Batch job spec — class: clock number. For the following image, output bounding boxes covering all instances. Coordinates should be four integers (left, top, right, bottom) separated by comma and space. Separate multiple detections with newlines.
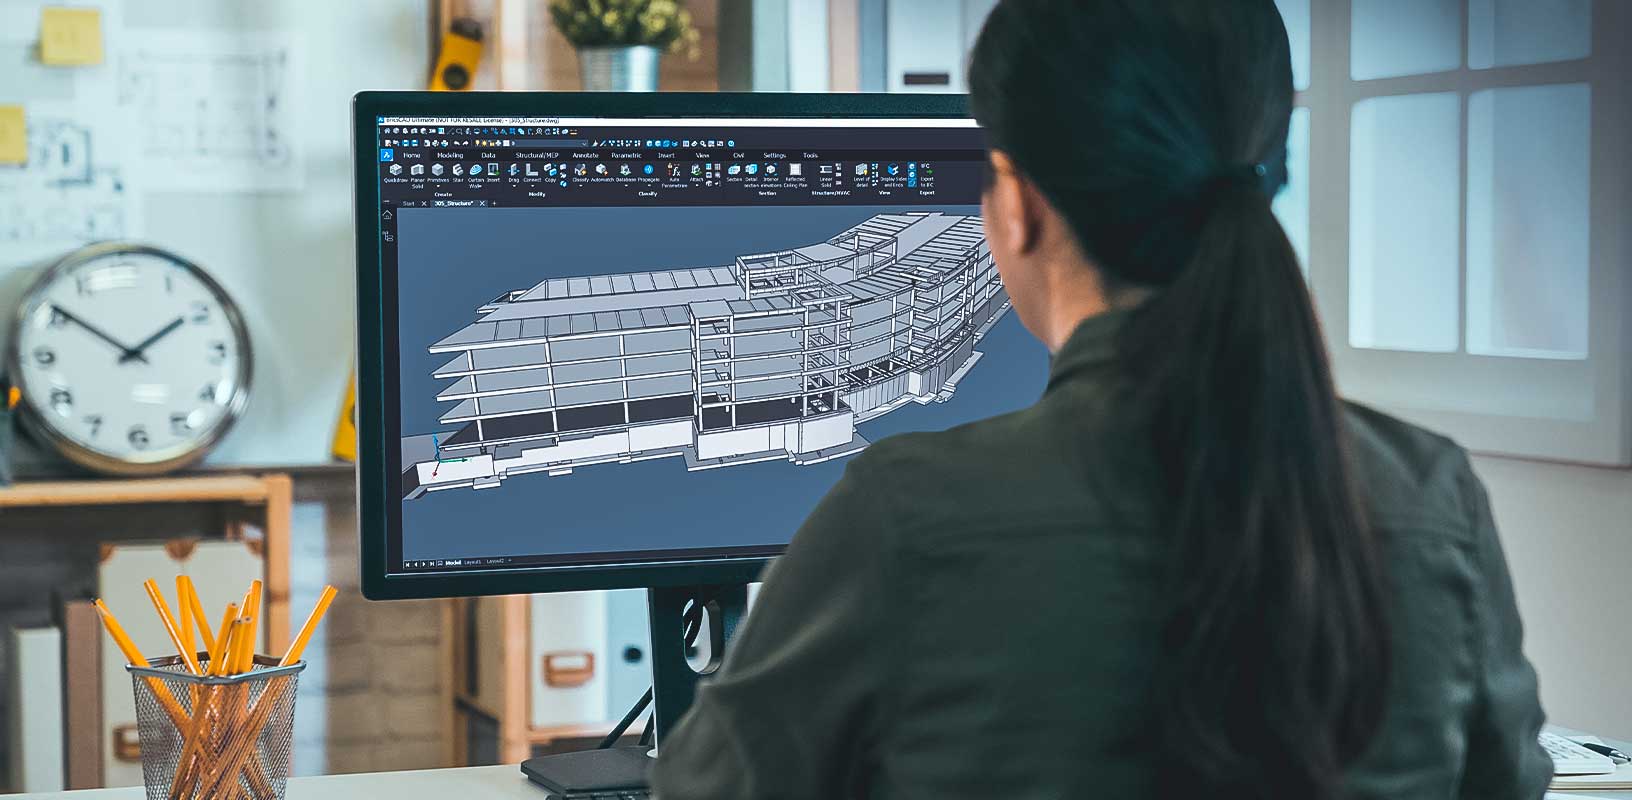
85, 415, 103, 437
33, 346, 56, 366
191, 301, 211, 325
170, 412, 193, 435
199, 383, 219, 403
207, 341, 228, 365
128, 426, 150, 450
49, 388, 72, 413
48, 307, 69, 328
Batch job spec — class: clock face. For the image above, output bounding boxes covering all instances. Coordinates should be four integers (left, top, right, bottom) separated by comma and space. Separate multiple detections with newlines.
10, 245, 252, 474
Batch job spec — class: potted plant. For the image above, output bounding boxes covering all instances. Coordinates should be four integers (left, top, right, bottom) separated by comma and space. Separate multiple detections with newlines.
548, 0, 700, 92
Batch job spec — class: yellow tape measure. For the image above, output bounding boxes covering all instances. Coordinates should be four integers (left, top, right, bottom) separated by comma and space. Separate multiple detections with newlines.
331, 377, 356, 462
429, 18, 483, 92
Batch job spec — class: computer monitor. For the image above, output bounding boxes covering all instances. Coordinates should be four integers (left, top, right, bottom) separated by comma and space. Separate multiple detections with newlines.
352, 92, 1050, 757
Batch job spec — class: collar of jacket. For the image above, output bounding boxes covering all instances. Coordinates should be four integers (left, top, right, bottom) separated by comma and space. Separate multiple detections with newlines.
1045, 306, 1135, 393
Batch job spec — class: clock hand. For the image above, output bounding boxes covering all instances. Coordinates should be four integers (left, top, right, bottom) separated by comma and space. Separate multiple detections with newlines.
119, 317, 186, 364
49, 304, 148, 364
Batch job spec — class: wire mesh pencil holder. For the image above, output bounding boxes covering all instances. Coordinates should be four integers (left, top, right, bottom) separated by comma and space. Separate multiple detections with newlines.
128, 654, 306, 800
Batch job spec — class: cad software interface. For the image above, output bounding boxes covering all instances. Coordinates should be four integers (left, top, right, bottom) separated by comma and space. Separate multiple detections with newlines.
376, 114, 1049, 575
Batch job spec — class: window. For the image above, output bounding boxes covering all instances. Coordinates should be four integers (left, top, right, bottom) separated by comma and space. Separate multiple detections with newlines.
1465, 83, 1591, 361
1301, 0, 1629, 465
1272, 0, 1311, 271
1348, 93, 1461, 352
1272, 107, 1311, 272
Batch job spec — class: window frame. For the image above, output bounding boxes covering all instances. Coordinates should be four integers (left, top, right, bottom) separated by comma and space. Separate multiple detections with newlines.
1301, 0, 1631, 466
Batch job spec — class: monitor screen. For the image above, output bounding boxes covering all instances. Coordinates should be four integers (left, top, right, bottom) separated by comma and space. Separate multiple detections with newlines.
359, 95, 1050, 594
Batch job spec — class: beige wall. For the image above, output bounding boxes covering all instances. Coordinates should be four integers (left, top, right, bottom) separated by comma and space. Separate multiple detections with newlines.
1472, 454, 1632, 739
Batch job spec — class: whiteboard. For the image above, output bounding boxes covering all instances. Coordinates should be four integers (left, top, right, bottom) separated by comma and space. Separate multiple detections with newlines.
0, 0, 428, 467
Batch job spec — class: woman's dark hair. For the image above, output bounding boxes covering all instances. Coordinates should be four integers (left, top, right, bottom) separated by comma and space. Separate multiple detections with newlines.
970, 1, 1390, 797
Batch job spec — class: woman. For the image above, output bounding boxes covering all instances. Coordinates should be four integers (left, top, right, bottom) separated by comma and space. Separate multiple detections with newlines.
652, 1, 1552, 797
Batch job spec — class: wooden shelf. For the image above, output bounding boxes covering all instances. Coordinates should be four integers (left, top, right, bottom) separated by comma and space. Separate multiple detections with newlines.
0, 475, 281, 509
0, 473, 294, 653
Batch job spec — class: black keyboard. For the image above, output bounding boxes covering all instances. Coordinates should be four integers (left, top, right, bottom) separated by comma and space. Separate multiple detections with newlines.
547, 792, 651, 800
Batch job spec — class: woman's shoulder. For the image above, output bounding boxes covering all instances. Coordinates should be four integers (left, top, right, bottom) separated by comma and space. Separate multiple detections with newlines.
1342, 400, 1483, 542
847, 402, 1063, 489
838, 398, 1153, 543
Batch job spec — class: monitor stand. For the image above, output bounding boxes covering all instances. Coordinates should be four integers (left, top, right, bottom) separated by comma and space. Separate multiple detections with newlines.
520, 584, 749, 795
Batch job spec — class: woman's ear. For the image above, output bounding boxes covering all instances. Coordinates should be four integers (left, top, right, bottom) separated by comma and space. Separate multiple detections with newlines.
986, 150, 1042, 256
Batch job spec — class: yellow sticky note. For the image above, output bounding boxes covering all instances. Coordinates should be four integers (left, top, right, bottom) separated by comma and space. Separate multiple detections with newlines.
40, 6, 104, 66
0, 105, 25, 164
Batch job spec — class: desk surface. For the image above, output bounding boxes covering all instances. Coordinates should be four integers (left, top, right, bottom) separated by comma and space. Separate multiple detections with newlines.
12, 762, 1632, 800
10, 765, 536, 799
13, 739, 1632, 799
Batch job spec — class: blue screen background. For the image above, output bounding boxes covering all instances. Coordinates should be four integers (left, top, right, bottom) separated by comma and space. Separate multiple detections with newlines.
395, 205, 1050, 561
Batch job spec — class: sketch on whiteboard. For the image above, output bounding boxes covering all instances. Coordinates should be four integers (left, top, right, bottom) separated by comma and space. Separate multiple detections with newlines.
0, 104, 143, 263
116, 30, 303, 192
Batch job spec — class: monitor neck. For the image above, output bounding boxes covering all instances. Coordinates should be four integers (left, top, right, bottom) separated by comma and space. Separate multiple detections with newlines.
648, 583, 750, 746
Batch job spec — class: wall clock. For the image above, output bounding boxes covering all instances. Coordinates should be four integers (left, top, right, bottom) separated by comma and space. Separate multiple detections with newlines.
6, 242, 253, 476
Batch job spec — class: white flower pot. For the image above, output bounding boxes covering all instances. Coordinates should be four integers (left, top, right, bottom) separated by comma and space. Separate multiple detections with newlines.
577, 45, 662, 92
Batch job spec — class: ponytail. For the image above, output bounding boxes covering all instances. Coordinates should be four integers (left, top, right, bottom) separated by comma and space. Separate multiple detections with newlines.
969, 2, 1391, 795
1123, 180, 1390, 798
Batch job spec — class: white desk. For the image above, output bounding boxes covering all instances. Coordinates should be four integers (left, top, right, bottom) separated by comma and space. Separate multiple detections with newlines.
9, 766, 538, 799
11, 747, 1632, 799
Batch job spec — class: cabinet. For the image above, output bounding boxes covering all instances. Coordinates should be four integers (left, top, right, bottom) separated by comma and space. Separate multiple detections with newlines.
0, 474, 292, 789
448, 591, 652, 765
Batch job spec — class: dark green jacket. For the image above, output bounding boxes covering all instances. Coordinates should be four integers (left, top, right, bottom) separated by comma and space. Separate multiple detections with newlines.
652, 309, 1552, 799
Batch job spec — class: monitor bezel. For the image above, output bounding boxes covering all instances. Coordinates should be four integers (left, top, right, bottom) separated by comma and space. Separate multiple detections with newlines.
355, 91, 974, 600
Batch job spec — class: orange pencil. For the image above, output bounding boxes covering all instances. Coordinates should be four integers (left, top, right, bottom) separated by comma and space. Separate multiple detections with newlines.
181, 575, 216, 655
93, 599, 148, 668
93, 599, 192, 734
171, 613, 243, 800
241, 579, 263, 659
198, 586, 338, 798
209, 603, 240, 676
176, 577, 195, 656
143, 579, 202, 675
281, 585, 338, 665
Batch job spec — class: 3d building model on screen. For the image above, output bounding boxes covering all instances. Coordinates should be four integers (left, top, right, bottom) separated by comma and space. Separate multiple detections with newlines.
401, 211, 1009, 498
